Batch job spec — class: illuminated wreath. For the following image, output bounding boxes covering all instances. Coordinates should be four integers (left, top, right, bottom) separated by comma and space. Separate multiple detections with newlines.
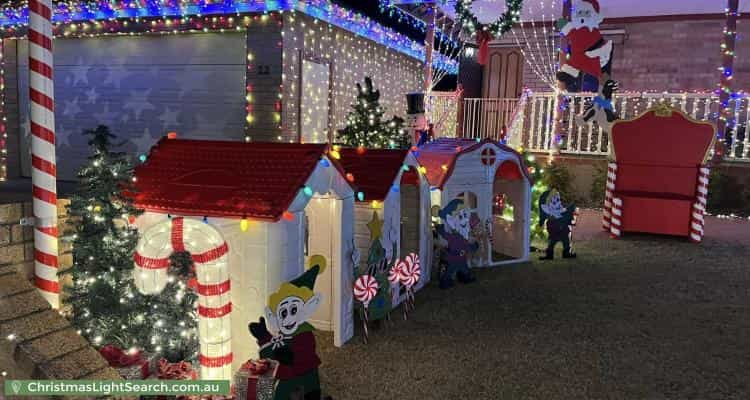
454, 0, 524, 37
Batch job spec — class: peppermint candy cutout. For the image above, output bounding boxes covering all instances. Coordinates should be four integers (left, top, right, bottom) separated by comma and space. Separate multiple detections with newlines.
398, 253, 421, 289
353, 275, 379, 306
388, 264, 402, 285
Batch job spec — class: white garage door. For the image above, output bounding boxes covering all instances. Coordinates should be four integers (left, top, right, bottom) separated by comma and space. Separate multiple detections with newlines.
18, 33, 246, 180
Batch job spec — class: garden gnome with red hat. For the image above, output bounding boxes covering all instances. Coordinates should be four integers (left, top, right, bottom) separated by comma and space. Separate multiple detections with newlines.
556, 0, 613, 91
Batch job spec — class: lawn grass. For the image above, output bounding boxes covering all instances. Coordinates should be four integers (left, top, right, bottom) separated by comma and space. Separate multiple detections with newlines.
314, 234, 750, 399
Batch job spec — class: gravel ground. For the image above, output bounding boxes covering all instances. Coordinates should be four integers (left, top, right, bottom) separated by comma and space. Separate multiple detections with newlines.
315, 218, 750, 400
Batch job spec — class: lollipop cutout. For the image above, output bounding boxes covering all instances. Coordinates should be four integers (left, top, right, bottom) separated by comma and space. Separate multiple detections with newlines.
388, 263, 402, 285
354, 275, 379, 343
398, 253, 421, 289
398, 253, 421, 318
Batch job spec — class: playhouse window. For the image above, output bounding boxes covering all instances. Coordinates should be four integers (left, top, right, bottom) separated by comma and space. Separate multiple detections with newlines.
456, 191, 478, 209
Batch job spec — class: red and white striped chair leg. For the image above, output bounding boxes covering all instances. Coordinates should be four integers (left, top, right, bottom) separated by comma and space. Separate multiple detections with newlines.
602, 162, 618, 231
690, 166, 710, 243
29, 0, 59, 308
609, 197, 623, 239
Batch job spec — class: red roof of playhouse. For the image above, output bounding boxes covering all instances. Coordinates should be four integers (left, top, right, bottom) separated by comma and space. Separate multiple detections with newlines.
336, 148, 410, 202
133, 138, 337, 221
415, 138, 531, 189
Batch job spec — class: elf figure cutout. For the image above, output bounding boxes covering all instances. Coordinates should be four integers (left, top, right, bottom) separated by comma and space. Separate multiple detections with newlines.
539, 190, 577, 260
556, 0, 613, 92
248, 256, 328, 400
433, 199, 478, 289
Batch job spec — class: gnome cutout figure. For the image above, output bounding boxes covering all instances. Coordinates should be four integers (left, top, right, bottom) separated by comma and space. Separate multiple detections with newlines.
556, 0, 613, 92
248, 255, 327, 400
539, 190, 577, 260
434, 199, 478, 289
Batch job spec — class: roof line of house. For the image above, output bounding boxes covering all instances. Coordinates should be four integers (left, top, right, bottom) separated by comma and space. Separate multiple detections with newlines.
0, 0, 458, 74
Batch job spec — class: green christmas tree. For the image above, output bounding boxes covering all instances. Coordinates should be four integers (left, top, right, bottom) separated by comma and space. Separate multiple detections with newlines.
62, 125, 143, 349
63, 126, 200, 364
337, 76, 409, 149
503, 150, 548, 244
135, 250, 200, 363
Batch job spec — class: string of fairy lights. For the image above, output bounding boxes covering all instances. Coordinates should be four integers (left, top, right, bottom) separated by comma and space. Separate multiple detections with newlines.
0, 0, 458, 171
0, 40, 6, 181
716, 3, 741, 160
280, 11, 422, 143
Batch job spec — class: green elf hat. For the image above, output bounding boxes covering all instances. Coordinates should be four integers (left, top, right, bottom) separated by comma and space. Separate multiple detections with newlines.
290, 255, 327, 291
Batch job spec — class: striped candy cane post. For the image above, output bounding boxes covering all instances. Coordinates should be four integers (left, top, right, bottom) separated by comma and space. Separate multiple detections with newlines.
29, 0, 59, 308
134, 217, 233, 380
609, 197, 623, 239
602, 162, 618, 231
690, 166, 710, 243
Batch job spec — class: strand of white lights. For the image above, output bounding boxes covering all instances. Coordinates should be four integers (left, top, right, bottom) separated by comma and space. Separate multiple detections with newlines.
510, 0, 558, 90
283, 12, 420, 143
527, 0, 555, 85
431, 14, 464, 92
540, 0, 561, 82
512, 21, 556, 89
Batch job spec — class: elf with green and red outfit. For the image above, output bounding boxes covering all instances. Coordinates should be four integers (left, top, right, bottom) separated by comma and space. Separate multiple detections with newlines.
249, 256, 328, 400
434, 199, 478, 289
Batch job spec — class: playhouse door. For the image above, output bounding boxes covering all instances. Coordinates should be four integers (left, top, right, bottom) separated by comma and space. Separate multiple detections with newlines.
305, 197, 335, 331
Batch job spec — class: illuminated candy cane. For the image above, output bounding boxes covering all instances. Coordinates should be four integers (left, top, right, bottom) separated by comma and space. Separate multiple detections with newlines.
29, 0, 59, 308
134, 217, 232, 379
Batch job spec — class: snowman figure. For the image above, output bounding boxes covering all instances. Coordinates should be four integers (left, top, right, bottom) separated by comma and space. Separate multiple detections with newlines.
556, 0, 613, 92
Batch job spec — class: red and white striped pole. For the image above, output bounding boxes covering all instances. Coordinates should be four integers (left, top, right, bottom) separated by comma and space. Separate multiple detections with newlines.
602, 162, 618, 231
690, 166, 710, 243
29, 0, 59, 308
609, 197, 623, 239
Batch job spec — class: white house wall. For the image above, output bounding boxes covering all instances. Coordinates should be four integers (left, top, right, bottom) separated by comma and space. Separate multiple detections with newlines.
280, 12, 423, 142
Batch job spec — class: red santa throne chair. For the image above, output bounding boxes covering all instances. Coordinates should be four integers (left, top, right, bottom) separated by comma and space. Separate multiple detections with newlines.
602, 104, 715, 242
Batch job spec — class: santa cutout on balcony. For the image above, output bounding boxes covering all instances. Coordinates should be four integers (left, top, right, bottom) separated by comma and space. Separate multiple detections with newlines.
556, 0, 613, 92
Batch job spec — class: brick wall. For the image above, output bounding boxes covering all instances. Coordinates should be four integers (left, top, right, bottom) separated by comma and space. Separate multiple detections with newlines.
476, 16, 749, 94
0, 200, 72, 282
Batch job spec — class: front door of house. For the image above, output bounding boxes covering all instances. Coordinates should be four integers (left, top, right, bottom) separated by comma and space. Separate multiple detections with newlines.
482, 46, 524, 99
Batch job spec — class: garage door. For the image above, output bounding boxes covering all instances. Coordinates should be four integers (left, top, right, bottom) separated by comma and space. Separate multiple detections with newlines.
18, 33, 246, 180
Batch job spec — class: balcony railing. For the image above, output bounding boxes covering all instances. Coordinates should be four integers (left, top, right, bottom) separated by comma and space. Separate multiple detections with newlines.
455, 92, 750, 162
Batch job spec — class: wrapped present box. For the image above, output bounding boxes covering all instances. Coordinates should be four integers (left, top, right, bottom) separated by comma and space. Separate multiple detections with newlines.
155, 358, 199, 400
234, 359, 279, 400
99, 344, 158, 379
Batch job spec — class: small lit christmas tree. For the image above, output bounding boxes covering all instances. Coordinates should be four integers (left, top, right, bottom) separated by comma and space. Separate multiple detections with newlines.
504, 149, 548, 245
337, 76, 409, 149
63, 125, 143, 348
135, 250, 199, 363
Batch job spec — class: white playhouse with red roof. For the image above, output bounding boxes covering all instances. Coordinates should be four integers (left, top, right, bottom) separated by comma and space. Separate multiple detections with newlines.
415, 138, 532, 267
335, 147, 432, 302
131, 138, 356, 379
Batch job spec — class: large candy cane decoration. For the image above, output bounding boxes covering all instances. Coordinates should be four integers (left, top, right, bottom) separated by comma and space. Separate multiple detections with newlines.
602, 162, 618, 231
690, 166, 710, 243
134, 217, 232, 379
29, 0, 59, 308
